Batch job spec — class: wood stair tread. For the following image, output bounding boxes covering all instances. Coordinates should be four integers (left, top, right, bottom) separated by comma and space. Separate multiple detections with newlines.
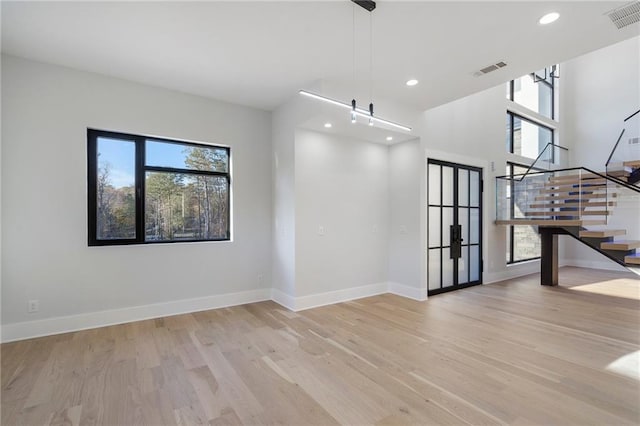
548, 173, 600, 182
543, 179, 608, 188
523, 210, 610, 216
537, 188, 610, 195
623, 159, 640, 168
535, 193, 617, 201
625, 254, 640, 265
495, 219, 607, 226
529, 201, 616, 208
600, 240, 640, 251
579, 229, 626, 238
607, 170, 630, 177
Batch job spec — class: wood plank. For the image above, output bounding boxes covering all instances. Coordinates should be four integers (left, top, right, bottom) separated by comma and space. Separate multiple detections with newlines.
538, 187, 608, 195
2, 268, 639, 425
601, 240, 640, 251
624, 254, 640, 265
607, 169, 630, 177
495, 219, 607, 226
579, 229, 627, 238
535, 192, 617, 201
543, 179, 608, 188
548, 173, 600, 182
523, 210, 610, 216
529, 201, 616, 209
623, 160, 640, 168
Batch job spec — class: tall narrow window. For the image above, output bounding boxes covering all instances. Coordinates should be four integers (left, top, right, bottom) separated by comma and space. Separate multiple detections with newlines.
505, 65, 559, 265
506, 112, 554, 160
506, 163, 543, 264
88, 129, 231, 246
507, 66, 556, 119
95, 136, 137, 240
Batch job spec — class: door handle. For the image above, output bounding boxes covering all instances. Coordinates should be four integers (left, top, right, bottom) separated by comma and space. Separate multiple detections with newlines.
450, 224, 463, 259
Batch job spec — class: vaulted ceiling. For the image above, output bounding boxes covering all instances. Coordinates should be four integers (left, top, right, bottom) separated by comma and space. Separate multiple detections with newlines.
2, 1, 638, 111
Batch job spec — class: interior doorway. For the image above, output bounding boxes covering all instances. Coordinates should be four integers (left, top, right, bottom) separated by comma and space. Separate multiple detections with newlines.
427, 159, 483, 295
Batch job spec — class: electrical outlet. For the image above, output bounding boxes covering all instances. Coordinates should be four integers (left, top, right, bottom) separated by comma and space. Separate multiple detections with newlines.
258, 274, 264, 285
28, 300, 39, 313
318, 226, 325, 236
399, 225, 407, 234
372, 225, 378, 234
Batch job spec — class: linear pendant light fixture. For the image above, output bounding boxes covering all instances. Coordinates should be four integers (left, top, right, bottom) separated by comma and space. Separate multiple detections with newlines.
298, 0, 412, 132
299, 90, 411, 132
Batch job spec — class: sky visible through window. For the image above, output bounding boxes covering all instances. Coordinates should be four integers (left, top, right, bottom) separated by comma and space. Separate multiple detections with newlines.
97, 137, 135, 189
97, 137, 227, 188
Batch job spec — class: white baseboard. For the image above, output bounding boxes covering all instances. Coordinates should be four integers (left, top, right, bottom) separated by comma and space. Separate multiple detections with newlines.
1, 288, 271, 343
270, 288, 296, 311
562, 259, 628, 272
388, 281, 428, 301
484, 261, 540, 284
294, 282, 388, 311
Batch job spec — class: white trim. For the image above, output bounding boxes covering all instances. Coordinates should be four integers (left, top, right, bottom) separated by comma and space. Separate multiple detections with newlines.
562, 259, 628, 272
270, 288, 296, 311
294, 282, 388, 311
484, 261, 540, 284
388, 281, 428, 301
1, 288, 271, 343
424, 150, 490, 294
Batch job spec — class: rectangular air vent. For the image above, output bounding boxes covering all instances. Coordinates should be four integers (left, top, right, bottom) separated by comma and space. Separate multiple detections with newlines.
629, 137, 639, 145
473, 61, 507, 77
606, 1, 640, 29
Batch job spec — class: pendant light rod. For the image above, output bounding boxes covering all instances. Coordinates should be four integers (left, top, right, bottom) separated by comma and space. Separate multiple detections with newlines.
297, 1, 412, 134
299, 90, 412, 132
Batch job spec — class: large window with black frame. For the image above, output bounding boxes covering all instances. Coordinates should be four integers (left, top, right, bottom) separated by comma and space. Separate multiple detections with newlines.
505, 112, 554, 161
506, 65, 557, 163
506, 66, 556, 119
505, 65, 559, 264
87, 129, 230, 246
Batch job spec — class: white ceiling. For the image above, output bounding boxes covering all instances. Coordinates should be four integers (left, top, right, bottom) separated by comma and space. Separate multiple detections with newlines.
2, 1, 638, 112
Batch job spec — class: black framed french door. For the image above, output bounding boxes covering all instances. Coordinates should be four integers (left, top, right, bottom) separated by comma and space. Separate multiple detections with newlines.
427, 159, 483, 296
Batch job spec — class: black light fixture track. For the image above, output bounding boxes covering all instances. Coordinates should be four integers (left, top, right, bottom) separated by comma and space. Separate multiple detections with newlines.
352, 0, 376, 12
298, 0, 412, 132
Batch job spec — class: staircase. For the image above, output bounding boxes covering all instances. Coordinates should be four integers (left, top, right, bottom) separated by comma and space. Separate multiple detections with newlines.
608, 159, 640, 185
495, 166, 640, 276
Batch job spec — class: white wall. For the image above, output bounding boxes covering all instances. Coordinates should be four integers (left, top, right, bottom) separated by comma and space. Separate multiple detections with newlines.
418, 85, 544, 283
561, 36, 640, 270
294, 130, 389, 302
388, 139, 423, 291
271, 99, 298, 303
1, 55, 273, 339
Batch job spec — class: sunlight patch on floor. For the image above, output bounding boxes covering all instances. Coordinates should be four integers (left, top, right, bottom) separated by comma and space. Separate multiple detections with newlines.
567, 279, 640, 300
606, 350, 640, 381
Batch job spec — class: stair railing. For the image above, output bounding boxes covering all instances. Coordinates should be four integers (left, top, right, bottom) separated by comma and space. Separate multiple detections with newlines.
605, 109, 640, 185
496, 166, 640, 224
517, 142, 569, 182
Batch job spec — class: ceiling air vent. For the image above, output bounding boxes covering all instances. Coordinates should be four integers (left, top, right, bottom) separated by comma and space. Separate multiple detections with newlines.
473, 61, 507, 77
606, 1, 640, 29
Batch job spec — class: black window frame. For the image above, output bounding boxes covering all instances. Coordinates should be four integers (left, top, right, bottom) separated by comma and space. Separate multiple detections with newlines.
506, 111, 555, 161
87, 129, 231, 246
506, 162, 542, 265
507, 68, 556, 120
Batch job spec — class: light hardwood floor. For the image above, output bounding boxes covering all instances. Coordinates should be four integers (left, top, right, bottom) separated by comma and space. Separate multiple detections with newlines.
2, 267, 639, 425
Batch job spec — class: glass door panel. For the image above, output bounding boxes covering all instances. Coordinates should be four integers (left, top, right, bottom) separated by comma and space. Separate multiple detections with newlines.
427, 159, 483, 295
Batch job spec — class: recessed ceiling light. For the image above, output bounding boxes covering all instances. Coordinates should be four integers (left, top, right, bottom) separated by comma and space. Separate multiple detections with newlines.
406, 79, 419, 87
539, 12, 560, 25
324, 122, 332, 128
386, 136, 393, 141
